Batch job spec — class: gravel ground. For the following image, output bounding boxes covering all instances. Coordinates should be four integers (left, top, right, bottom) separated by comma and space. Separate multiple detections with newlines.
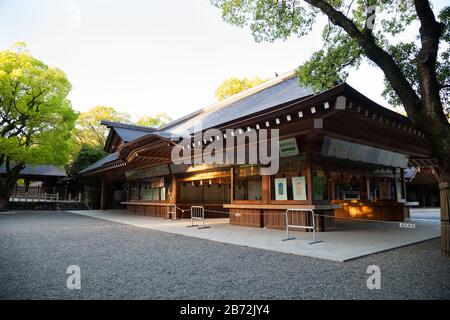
0, 210, 449, 300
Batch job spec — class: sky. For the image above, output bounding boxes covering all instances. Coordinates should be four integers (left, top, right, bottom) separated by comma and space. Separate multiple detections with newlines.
0, 0, 447, 121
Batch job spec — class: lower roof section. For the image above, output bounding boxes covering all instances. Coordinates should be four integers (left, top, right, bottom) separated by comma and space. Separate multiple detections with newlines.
0, 165, 67, 178
79, 152, 119, 175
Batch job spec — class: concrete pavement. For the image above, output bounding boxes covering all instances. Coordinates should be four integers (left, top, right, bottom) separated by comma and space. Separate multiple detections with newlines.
67, 209, 441, 262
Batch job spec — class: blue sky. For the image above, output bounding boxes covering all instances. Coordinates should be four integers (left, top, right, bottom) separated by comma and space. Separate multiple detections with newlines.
0, 0, 447, 120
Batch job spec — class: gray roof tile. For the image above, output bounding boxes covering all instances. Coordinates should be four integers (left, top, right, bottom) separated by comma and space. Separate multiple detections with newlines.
113, 127, 152, 142
79, 152, 119, 174
163, 75, 312, 137
0, 165, 67, 177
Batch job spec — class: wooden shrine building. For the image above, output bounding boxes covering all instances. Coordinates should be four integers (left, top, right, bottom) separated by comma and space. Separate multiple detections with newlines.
81, 71, 436, 231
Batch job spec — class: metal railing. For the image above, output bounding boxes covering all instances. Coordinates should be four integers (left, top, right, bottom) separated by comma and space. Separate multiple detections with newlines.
282, 209, 322, 244
186, 206, 210, 229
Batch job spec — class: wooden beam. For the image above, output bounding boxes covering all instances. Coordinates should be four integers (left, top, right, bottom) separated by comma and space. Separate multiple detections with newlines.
139, 155, 171, 161
306, 152, 313, 204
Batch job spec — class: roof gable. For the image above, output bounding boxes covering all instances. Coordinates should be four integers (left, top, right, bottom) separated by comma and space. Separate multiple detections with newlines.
101, 121, 156, 152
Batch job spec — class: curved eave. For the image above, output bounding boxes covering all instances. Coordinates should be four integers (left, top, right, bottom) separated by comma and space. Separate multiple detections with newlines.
82, 159, 127, 176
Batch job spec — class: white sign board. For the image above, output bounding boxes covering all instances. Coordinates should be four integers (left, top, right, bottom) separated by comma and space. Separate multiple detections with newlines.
274, 178, 288, 200
279, 138, 299, 158
292, 176, 307, 201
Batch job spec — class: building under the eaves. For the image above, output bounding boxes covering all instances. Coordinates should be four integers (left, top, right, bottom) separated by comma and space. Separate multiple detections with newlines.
80, 70, 436, 231
0, 165, 67, 196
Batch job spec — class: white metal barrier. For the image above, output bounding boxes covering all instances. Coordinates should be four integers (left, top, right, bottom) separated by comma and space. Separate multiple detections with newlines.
282, 209, 322, 244
187, 206, 210, 229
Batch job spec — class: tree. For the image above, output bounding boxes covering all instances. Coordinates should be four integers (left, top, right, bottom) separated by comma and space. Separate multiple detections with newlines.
215, 76, 268, 100
68, 145, 106, 209
211, 0, 450, 256
68, 145, 106, 185
0, 43, 77, 209
73, 106, 131, 150
136, 113, 172, 128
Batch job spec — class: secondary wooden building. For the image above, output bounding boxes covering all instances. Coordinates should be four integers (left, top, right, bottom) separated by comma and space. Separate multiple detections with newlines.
81, 71, 435, 231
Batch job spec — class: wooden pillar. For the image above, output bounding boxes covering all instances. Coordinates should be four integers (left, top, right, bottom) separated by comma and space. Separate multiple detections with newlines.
262, 175, 270, 204
171, 176, 177, 204
101, 177, 107, 211
230, 167, 234, 203
401, 169, 406, 200
306, 152, 313, 204
392, 168, 398, 201
421, 189, 426, 207
260, 174, 271, 228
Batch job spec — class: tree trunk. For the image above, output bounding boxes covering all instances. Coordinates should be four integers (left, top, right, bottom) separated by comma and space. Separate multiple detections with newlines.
0, 195, 9, 211
306, 0, 450, 258
438, 170, 450, 257
0, 163, 24, 211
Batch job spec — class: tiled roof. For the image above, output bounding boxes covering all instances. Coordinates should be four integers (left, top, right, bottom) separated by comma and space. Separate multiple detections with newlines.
79, 152, 119, 174
101, 121, 156, 143
0, 165, 67, 177
161, 71, 313, 137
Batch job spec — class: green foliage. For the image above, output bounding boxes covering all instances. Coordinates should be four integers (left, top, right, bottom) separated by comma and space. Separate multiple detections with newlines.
68, 144, 106, 185
438, 6, 450, 118
73, 105, 131, 150
381, 42, 420, 106
0, 43, 77, 168
211, 1, 449, 116
379, 6, 449, 113
67, 144, 106, 209
211, 0, 318, 42
136, 113, 172, 128
73, 108, 172, 156
215, 76, 268, 100
297, 32, 362, 91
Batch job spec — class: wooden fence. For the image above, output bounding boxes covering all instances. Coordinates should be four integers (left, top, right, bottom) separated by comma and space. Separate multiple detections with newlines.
9, 192, 84, 203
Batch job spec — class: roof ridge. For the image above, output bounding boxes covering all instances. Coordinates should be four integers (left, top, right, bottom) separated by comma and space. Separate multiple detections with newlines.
100, 120, 156, 132
160, 70, 297, 130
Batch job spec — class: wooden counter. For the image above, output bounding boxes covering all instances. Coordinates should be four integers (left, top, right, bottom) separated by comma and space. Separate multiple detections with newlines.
331, 200, 405, 221
224, 204, 338, 231
223, 204, 341, 210
122, 201, 172, 218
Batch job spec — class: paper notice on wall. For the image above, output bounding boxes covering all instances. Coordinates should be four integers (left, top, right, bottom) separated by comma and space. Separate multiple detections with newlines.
274, 178, 288, 200
292, 176, 307, 201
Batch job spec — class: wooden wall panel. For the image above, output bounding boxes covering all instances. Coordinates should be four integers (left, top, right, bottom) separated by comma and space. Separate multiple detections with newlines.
126, 204, 169, 218
125, 203, 228, 219
229, 208, 262, 227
